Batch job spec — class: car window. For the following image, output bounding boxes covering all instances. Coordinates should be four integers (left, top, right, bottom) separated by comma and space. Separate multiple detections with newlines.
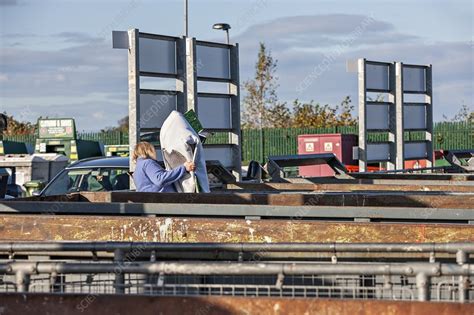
42, 168, 129, 196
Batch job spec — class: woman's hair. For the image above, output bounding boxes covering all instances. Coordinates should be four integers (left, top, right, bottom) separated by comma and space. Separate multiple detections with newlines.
132, 142, 157, 162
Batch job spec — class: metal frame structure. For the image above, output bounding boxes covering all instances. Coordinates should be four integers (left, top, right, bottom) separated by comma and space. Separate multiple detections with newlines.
397, 62, 434, 168
355, 59, 434, 171
0, 259, 472, 302
358, 59, 397, 172
113, 29, 242, 180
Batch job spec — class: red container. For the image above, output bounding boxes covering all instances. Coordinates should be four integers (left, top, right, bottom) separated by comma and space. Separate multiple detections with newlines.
298, 134, 358, 177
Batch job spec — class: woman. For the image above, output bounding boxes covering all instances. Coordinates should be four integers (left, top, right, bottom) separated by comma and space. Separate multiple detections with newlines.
132, 142, 195, 192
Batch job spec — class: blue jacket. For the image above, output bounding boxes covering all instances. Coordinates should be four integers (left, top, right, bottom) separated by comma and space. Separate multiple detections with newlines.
133, 158, 187, 193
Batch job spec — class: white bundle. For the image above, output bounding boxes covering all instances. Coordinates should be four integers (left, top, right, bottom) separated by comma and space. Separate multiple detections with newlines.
160, 111, 210, 193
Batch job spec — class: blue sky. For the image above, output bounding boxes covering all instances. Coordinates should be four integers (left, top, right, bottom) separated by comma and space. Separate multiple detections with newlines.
1, 0, 472, 130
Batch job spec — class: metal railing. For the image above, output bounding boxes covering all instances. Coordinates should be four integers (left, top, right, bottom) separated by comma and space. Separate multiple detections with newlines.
0, 261, 472, 302
1, 241, 473, 256
0, 242, 472, 302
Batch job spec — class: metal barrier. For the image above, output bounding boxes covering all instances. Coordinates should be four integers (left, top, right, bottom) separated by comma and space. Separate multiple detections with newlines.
0, 242, 473, 302
0, 261, 472, 302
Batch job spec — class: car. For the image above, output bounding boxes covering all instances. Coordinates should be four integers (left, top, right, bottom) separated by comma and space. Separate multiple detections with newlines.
38, 156, 130, 197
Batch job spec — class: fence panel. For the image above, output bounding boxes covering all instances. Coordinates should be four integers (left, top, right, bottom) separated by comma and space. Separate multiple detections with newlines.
3, 122, 472, 163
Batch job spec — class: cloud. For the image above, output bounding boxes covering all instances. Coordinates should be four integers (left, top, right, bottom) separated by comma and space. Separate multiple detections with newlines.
0, 37, 129, 130
234, 14, 418, 54
55, 32, 105, 44
234, 14, 472, 120
0, 42, 127, 97
1, 13, 471, 131
0, 0, 18, 6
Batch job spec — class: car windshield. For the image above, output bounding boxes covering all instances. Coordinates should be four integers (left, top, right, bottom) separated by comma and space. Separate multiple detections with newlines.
42, 167, 130, 196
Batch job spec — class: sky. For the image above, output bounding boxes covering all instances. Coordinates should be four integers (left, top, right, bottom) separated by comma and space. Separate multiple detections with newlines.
0, 0, 472, 131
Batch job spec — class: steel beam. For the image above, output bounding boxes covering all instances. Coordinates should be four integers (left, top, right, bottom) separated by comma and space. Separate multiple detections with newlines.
1, 215, 473, 243
0, 201, 473, 222
14, 191, 474, 209
225, 182, 474, 192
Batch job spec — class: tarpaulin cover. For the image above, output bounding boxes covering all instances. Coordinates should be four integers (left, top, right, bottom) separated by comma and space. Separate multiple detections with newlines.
160, 111, 210, 193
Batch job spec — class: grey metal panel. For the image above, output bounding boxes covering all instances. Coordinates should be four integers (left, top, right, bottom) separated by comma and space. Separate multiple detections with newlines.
0, 202, 472, 222
112, 31, 129, 49
403, 66, 426, 92
139, 93, 177, 129
367, 103, 390, 130
404, 142, 428, 159
197, 96, 231, 129
196, 45, 230, 79
204, 146, 234, 168
139, 38, 176, 74
404, 104, 426, 130
367, 143, 390, 161
366, 63, 389, 91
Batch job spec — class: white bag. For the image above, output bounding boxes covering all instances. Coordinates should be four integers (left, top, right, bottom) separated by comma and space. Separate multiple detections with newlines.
160, 111, 210, 193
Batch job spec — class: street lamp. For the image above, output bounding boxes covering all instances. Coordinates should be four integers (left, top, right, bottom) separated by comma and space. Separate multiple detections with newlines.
212, 23, 231, 44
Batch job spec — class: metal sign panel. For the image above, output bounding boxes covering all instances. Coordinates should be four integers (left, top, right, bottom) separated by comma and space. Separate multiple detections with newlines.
367, 143, 390, 162
113, 29, 242, 180
404, 104, 426, 130
366, 103, 390, 130
139, 93, 177, 129
204, 146, 234, 168
354, 59, 433, 171
197, 95, 231, 129
112, 31, 129, 49
38, 119, 76, 139
139, 38, 176, 74
196, 44, 230, 79
404, 142, 428, 159
366, 63, 389, 91
403, 66, 425, 92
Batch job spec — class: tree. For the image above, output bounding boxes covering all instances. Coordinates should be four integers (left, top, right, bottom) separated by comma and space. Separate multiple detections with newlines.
241, 43, 290, 128
291, 96, 357, 128
1, 112, 36, 135
267, 103, 292, 128
443, 103, 473, 123
333, 96, 358, 126
101, 115, 129, 133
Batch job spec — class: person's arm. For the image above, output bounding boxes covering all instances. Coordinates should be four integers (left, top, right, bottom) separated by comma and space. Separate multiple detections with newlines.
144, 160, 187, 190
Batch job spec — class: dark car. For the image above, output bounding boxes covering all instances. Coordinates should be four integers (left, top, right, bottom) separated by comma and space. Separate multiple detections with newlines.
38, 156, 130, 197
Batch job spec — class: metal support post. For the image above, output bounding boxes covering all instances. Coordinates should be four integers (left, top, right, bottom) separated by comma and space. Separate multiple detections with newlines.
128, 29, 140, 188
114, 249, 125, 294
185, 37, 197, 112
425, 64, 434, 168
15, 271, 30, 293
416, 273, 429, 302
358, 58, 367, 172
395, 62, 404, 169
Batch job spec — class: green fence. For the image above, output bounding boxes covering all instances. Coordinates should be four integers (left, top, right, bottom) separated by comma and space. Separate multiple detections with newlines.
4, 122, 472, 163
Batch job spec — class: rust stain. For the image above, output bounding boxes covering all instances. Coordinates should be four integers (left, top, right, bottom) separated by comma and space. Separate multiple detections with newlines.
0, 293, 472, 315
0, 214, 473, 243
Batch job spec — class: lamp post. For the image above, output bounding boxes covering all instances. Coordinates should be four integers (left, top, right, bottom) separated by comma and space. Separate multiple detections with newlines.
184, 0, 189, 37
212, 23, 231, 44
